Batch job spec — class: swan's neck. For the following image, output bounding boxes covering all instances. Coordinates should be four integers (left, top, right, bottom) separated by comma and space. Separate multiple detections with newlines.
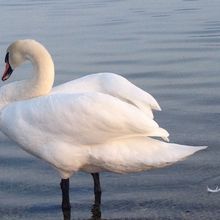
28, 47, 55, 96
0, 43, 54, 109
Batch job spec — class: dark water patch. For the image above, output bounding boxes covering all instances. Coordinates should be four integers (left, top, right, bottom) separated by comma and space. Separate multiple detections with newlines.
151, 14, 170, 18
0, 204, 61, 220
140, 46, 220, 53
176, 8, 199, 12
0, 156, 36, 168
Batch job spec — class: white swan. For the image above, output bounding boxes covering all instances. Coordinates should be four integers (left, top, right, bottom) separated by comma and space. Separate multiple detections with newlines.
0, 39, 207, 209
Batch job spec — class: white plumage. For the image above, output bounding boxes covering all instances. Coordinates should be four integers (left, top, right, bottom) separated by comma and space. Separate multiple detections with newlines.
0, 39, 207, 180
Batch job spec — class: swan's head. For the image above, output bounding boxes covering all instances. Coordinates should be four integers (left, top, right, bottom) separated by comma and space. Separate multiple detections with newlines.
2, 39, 47, 81
2, 40, 31, 81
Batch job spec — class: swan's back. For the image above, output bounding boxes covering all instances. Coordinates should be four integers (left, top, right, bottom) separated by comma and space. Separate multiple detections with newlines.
52, 73, 161, 118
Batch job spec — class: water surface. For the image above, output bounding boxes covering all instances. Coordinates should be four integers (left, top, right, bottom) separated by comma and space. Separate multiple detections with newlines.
0, 0, 220, 219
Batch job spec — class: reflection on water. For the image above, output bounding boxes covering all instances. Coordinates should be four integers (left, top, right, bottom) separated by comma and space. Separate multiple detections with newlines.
0, 0, 220, 219
62, 204, 102, 220
62, 197, 102, 220
90, 204, 102, 220
62, 208, 71, 220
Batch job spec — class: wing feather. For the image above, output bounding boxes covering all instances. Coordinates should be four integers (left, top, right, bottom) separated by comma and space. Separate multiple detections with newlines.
52, 73, 161, 118
0, 92, 169, 147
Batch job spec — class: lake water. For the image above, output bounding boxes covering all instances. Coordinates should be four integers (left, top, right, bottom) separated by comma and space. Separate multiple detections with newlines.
0, 0, 220, 219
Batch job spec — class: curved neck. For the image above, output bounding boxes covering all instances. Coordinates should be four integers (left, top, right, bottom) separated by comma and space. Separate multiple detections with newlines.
0, 42, 54, 109
28, 46, 55, 97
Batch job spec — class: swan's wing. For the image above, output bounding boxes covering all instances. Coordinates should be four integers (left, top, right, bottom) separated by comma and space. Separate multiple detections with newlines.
0, 92, 169, 147
52, 73, 160, 118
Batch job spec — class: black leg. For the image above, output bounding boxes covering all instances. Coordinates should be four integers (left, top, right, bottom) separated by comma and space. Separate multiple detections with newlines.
60, 178, 71, 211
91, 173, 102, 219
91, 173, 102, 205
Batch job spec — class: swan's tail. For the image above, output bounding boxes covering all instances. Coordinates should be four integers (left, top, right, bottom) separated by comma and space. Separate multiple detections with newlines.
90, 137, 207, 173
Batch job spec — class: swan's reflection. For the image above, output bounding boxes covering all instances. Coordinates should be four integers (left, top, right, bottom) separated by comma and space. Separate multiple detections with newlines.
62, 208, 71, 220
90, 192, 102, 220
62, 191, 102, 220
90, 203, 102, 220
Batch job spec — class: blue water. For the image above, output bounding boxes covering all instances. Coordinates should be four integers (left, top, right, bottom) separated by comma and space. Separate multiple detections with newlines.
0, 0, 220, 219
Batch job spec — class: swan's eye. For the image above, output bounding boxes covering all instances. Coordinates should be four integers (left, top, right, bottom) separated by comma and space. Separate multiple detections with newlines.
5, 52, 9, 63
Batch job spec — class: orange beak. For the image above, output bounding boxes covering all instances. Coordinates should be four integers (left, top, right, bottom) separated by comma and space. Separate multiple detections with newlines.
2, 63, 13, 81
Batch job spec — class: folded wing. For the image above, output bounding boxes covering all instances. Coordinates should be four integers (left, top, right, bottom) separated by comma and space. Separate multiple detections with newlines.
0, 92, 169, 147
52, 73, 161, 118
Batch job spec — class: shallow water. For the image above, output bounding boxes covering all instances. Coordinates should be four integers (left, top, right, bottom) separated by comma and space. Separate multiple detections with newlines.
0, 0, 220, 219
